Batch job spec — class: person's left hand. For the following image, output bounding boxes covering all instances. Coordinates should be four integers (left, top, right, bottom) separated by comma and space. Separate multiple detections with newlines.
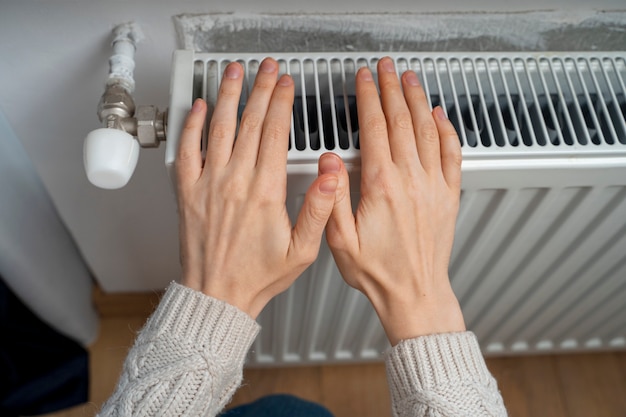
175, 58, 340, 318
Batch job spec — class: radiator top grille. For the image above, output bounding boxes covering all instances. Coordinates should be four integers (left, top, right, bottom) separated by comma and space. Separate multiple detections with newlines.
192, 52, 626, 164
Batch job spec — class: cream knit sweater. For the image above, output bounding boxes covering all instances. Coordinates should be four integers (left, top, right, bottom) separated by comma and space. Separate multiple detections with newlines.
98, 283, 507, 416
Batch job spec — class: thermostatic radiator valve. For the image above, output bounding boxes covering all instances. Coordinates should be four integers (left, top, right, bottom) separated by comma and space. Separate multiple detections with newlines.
84, 22, 167, 189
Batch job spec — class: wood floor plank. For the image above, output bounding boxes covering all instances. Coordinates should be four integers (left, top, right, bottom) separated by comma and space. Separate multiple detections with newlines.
556, 352, 626, 417
486, 355, 567, 417
92, 287, 162, 317
229, 366, 324, 408
89, 316, 147, 406
320, 363, 390, 417
616, 352, 626, 387
487, 357, 529, 417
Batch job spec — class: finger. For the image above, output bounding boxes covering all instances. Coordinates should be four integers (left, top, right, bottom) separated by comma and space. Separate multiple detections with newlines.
231, 58, 279, 167
256, 74, 294, 184
402, 70, 441, 174
321, 153, 358, 255
355, 67, 391, 174
176, 98, 207, 187
205, 62, 244, 169
433, 106, 462, 190
289, 170, 338, 267
377, 57, 418, 166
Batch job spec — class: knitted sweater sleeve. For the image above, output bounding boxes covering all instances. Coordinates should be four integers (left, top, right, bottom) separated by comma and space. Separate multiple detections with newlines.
97, 282, 260, 417
385, 332, 507, 417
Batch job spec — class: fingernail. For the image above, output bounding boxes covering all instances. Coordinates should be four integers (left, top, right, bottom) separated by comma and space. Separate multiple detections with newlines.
224, 63, 241, 79
381, 57, 395, 73
405, 71, 421, 86
319, 177, 338, 194
260, 58, 277, 73
434, 106, 448, 120
319, 154, 341, 174
278, 74, 292, 86
359, 67, 373, 81
191, 99, 203, 113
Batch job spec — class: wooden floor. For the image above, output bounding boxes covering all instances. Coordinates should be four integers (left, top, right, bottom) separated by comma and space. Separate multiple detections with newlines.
40, 290, 626, 417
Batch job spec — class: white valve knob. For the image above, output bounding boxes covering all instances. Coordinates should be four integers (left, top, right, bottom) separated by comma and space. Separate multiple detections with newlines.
83, 128, 139, 189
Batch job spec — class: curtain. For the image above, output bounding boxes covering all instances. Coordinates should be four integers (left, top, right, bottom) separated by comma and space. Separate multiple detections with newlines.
0, 109, 97, 346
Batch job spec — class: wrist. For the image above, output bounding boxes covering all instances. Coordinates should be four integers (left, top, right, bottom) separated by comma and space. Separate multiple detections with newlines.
368, 285, 466, 346
180, 273, 268, 319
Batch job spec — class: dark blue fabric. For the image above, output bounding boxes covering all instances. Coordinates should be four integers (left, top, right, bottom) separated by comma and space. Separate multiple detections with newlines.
222, 394, 335, 417
0, 278, 88, 416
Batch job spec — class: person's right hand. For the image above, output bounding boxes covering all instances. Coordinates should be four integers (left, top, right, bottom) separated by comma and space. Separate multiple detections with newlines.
324, 57, 466, 345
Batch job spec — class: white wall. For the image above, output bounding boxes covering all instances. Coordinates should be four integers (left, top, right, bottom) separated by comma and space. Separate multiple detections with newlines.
0, 0, 623, 292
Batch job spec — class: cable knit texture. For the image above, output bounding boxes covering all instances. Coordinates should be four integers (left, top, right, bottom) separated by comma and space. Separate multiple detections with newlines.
385, 332, 507, 417
98, 284, 506, 417
97, 282, 260, 416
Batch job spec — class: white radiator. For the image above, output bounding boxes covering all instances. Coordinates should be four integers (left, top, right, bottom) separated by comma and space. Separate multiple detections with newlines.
166, 51, 626, 364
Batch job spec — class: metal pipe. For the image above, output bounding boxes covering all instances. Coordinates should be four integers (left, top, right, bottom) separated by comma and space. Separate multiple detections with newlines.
108, 22, 144, 93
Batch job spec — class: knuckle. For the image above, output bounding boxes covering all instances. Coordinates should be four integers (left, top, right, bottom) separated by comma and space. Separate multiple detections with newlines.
362, 114, 388, 136
368, 168, 398, 200
220, 173, 248, 199
182, 122, 201, 137
416, 122, 440, 144
254, 78, 277, 91
208, 122, 231, 142
263, 121, 290, 141
307, 201, 330, 226
379, 76, 400, 91
446, 146, 462, 169
378, 181, 399, 202
218, 84, 242, 99
177, 147, 195, 162
407, 85, 427, 102
239, 113, 263, 132
442, 138, 463, 172
391, 111, 414, 131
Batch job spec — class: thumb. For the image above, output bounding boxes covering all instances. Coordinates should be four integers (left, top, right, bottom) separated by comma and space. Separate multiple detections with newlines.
289, 173, 338, 266
321, 153, 357, 253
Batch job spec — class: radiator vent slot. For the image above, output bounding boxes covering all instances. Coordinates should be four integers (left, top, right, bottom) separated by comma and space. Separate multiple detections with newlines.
191, 53, 626, 165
